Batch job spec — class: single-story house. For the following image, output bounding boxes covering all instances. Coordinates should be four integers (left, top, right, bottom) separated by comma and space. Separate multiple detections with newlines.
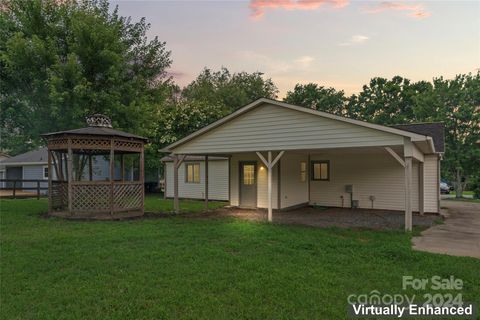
161, 155, 229, 201
0, 147, 118, 194
162, 98, 444, 230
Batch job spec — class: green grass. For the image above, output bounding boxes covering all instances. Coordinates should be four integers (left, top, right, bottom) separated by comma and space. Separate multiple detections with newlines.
1, 199, 479, 319
144, 195, 227, 213
444, 197, 480, 203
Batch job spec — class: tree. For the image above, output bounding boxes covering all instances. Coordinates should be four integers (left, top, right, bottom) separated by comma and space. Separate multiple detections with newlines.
346, 76, 431, 125
283, 83, 346, 115
154, 99, 229, 148
0, 0, 172, 156
182, 67, 278, 112
413, 73, 480, 197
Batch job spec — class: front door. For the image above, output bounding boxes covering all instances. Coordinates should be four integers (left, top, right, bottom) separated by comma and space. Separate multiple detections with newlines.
239, 162, 257, 208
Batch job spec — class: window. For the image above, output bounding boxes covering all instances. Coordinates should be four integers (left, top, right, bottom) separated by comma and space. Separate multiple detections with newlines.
185, 163, 200, 183
243, 165, 255, 185
43, 166, 49, 179
311, 161, 330, 181
300, 161, 307, 182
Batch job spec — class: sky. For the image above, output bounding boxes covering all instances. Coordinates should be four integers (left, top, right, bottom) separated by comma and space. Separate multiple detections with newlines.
111, 0, 480, 97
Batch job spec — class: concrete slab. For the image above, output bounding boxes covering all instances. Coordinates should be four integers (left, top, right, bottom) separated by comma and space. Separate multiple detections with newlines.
412, 201, 480, 259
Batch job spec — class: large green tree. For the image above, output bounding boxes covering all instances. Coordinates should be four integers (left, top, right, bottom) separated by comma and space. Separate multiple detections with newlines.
346, 76, 433, 124
0, 0, 171, 155
284, 83, 346, 115
182, 67, 278, 112
413, 74, 480, 197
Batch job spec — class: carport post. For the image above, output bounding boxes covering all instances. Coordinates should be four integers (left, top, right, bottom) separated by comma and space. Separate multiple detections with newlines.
173, 155, 186, 214
256, 151, 284, 222
405, 156, 413, 231
267, 151, 272, 222
419, 162, 424, 215
204, 155, 209, 211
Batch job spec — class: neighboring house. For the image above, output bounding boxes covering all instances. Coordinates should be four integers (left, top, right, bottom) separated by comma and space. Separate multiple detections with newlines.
162, 156, 229, 201
163, 98, 444, 230
0, 152, 11, 188
0, 147, 114, 194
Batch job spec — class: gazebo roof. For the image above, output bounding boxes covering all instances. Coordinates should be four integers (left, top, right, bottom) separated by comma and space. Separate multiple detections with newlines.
42, 126, 148, 142
41, 114, 148, 142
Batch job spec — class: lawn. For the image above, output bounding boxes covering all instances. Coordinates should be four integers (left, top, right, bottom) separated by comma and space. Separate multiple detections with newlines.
144, 194, 227, 213
1, 199, 479, 319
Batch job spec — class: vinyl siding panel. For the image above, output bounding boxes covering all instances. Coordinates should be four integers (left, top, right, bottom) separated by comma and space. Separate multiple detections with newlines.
23, 165, 48, 195
230, 153, 279, 209
279, 153, 309, 208
424, 155, 439, 213
173, 103, 404, 154
309, 153, 421, 212
166, 160, 229, 201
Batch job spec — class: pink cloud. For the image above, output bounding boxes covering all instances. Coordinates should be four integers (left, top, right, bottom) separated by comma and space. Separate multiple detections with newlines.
249, 0, 349, 20
365, 2, 431, 19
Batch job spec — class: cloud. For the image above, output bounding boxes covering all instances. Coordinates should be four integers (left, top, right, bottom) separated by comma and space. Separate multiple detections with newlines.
238, 51, 315, 73
249, 0, 349, 20
364, 2, 431, 19
294, 56, 315, 68
339, 35, 370, 46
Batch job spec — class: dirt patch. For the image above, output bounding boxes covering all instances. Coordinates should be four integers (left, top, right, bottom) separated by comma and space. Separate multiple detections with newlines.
195, 206, 439, 230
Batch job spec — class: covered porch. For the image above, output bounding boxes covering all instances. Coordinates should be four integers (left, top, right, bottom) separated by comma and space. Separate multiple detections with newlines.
163, 99, 440, 231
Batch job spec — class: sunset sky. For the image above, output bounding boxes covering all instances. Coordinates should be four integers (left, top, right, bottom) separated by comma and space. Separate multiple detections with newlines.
112, 0, 480, 97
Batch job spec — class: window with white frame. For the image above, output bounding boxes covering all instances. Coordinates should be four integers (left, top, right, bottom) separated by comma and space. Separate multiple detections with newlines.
185, 163, 200, 183
43, 166, 49, 179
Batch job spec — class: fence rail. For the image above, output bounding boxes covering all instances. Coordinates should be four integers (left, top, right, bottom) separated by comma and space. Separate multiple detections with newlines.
0, 179, 48, 199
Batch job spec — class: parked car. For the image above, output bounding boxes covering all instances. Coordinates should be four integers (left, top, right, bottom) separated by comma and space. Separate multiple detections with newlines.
440, 181, 451, 194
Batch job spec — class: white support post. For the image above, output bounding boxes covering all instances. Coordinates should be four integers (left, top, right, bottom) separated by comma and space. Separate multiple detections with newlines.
256, 151, 285, 222
173, 155, 186, 214
419, 162, 424, 215
204, 155, 209, 211
405, 156, 413, 231
267, 151, 272, 222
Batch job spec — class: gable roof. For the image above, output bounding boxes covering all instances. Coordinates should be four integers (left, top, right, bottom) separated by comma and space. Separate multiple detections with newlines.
0, 147, 48, 165
163, 98, 435, 153
391, 123, 445, 153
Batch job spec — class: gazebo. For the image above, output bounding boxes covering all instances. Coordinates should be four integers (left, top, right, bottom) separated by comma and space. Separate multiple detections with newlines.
41, 115, 147, 219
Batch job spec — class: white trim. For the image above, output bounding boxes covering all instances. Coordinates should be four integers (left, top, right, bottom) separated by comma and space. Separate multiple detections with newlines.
42, 165, 49, 180
384, 147, 405, 167
2, 162, 48, 166
163, 98, 435, 153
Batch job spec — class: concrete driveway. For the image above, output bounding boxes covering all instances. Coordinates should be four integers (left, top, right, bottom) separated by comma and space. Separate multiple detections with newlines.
412, 201, 480, 259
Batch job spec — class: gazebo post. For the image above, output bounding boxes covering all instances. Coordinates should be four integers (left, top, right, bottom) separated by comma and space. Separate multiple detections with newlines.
67, 139, 73, 215
110, 140, 115, 216
121, 154, 125, 181
140, 149, 145, 214
48, 150, 52, 213
88, 154, 93, 181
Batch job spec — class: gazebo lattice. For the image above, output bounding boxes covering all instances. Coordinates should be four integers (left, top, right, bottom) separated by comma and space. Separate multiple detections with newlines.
42, 115, 147, 219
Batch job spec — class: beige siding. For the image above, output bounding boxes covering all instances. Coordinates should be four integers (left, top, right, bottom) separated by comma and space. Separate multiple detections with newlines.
309, 152, 421, 212
165, 160, 229, 201
279, 153, 309, 208
230, 153, 279, 209
173, 103, 404, 154
424, 155, 439, 213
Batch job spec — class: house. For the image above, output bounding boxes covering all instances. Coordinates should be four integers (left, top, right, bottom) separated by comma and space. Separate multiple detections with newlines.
0, 147, 113, 194
161, 155, 229, 201
0, 152, 11, 188
163, 98, 444, 231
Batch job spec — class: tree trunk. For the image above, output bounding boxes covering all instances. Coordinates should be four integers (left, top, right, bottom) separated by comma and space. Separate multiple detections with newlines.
455, 168, 463, 198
